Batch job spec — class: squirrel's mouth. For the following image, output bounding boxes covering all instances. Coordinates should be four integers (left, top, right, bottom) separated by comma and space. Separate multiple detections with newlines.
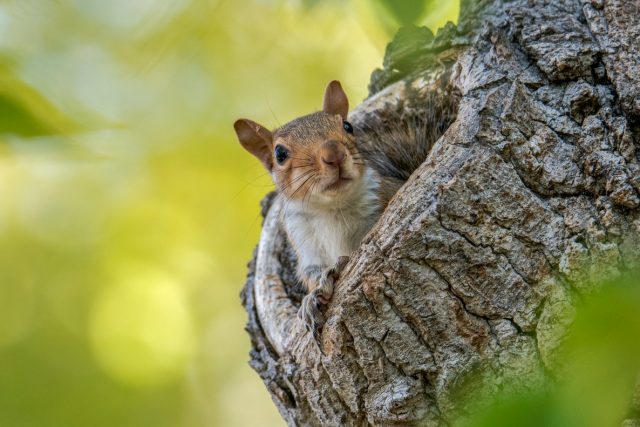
323, 176, 352, 192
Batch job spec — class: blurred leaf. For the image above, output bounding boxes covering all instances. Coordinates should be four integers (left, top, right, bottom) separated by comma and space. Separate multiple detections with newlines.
382, 24, 434, 72
464, 269, 640, 427
0, 64, 79, 137
352, 0, 459, 50
300, 0, 321, 10
375, 0, 429, 26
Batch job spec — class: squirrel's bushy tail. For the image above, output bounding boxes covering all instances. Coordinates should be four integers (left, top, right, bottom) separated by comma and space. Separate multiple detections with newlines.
356, 90, 457, 181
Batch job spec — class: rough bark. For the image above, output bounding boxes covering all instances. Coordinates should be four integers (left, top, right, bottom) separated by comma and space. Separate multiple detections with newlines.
241, 0, 640, 425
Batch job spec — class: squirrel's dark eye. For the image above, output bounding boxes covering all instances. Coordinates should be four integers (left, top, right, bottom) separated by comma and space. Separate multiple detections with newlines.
343, 121, 353, 134
274, 145, 289, 165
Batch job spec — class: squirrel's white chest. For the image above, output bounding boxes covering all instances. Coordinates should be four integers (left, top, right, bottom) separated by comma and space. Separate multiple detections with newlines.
282, 197, 379, 268
292, 211, 364, 264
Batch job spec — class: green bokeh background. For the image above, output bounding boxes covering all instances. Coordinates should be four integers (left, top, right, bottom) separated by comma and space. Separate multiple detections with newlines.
0, 1, 458, 426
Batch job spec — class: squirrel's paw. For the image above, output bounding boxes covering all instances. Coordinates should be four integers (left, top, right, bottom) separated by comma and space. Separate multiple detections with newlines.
298, 256, 350, 344
298, 287, 328, 344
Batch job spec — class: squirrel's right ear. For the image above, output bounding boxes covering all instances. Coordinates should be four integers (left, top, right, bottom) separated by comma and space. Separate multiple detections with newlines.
323, 80, 349, 120
233, 119, 273, 171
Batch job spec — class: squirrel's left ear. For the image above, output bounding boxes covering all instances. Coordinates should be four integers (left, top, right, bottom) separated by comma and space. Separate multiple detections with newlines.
323, 80, 349, 120
233, 118, 274, 171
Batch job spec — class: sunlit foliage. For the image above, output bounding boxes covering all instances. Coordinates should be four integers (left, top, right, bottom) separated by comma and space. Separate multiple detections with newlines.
0, 1, 458, 426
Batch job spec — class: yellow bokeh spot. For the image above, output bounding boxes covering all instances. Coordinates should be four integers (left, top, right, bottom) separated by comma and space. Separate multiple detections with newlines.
89, 269, 195, 388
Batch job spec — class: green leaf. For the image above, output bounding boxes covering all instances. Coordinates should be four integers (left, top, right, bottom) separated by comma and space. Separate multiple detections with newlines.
374, 0, 430, 26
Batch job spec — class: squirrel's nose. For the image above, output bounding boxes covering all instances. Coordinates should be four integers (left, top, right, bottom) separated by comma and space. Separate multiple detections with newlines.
320, 141, 345, 168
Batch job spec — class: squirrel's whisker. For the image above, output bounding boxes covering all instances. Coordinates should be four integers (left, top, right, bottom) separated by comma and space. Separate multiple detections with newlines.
279, 170, 314, 192
289, 173, 316, 200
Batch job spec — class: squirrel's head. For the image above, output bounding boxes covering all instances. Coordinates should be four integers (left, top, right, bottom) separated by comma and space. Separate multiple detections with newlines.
234, 80, 366, 206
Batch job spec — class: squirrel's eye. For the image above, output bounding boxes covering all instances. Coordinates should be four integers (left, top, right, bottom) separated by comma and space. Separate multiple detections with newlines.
343, 121, 354, 134
274, 145, 289, 165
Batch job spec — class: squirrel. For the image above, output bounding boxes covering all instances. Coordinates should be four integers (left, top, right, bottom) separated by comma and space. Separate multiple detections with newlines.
234, 80, 445, 343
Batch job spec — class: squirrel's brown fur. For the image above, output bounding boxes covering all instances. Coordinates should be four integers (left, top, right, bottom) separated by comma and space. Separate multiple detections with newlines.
357, 89, 458, 181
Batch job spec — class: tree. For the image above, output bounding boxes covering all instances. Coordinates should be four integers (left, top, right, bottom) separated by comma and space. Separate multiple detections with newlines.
241, 0, 640, 425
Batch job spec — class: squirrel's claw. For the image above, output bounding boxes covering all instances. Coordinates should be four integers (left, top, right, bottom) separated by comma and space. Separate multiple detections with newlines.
298, 288, 327, 346
298, 259, 349, 346
334, 255, 350, 275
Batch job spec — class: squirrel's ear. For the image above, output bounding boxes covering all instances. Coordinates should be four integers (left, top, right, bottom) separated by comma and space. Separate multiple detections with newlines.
322, 80, 349, 120
233, 118, 274, 171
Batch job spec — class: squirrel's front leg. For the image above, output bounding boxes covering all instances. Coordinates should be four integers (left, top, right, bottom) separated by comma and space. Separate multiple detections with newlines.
297, 256, 350, 343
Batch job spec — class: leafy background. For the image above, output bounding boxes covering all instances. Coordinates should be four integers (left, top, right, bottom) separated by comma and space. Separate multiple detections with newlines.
0, 1, 459, 426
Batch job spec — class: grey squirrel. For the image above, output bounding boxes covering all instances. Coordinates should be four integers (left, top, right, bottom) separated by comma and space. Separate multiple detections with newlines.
234, 80, 443, 342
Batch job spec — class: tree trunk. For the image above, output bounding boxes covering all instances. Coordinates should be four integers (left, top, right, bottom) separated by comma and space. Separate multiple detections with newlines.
241, 0, 640, 425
